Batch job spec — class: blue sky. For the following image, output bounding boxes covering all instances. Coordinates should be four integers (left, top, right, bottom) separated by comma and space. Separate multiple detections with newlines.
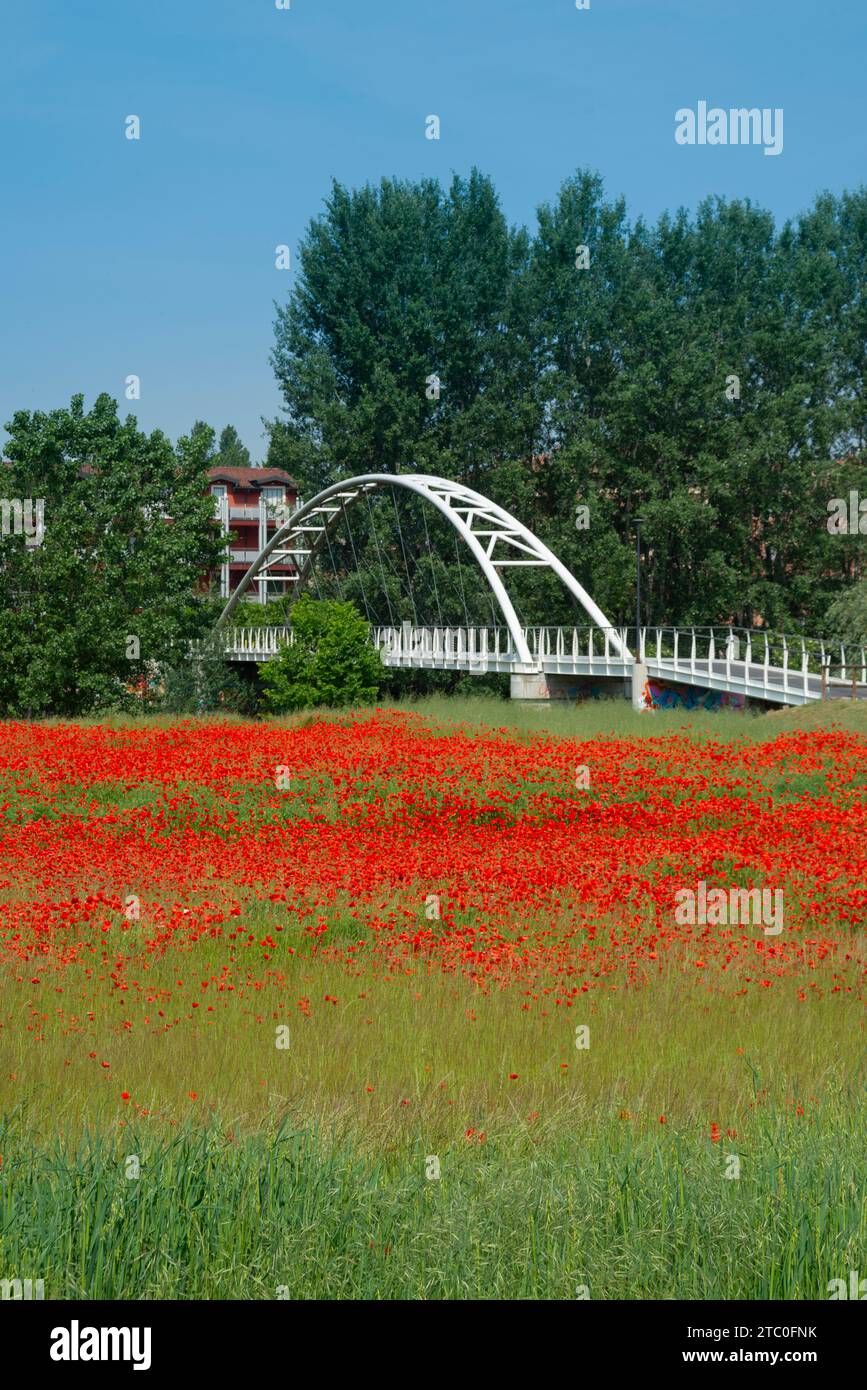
2, 0, 865, 460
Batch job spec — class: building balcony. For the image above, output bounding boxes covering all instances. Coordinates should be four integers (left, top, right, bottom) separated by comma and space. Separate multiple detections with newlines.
227, 505, 275, 521
213, 500, 300, 525
228, 549, 297, 566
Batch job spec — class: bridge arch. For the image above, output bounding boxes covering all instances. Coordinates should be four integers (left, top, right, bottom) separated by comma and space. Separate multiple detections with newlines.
215, 472, 629, 665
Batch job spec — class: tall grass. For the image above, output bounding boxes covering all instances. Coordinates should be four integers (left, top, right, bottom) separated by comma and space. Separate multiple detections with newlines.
37, 690, 867, 742
1, 1100, 862, 1299
2, 948, 863, 1298
371, 692, 867, 743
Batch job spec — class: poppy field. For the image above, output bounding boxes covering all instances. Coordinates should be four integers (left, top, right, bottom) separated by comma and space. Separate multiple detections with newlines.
0, 701, 864, 1299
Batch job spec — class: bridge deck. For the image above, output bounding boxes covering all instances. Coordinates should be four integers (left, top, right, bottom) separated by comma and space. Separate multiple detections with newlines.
193, 624, 867, 708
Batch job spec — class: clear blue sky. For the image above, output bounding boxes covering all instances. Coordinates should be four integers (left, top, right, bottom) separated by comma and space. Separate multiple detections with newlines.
2, 0, 865, 461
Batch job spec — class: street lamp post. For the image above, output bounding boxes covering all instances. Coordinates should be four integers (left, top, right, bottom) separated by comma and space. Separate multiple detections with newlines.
634, 516, 646, 651
632, 515, 647, 711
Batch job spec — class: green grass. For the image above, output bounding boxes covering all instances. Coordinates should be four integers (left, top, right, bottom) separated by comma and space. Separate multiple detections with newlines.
1, 1100, 863, 1299
1, 699, 864, 1300
371, 692, 867, 743
29, 688, 867, 750
2, 939, 863, 1299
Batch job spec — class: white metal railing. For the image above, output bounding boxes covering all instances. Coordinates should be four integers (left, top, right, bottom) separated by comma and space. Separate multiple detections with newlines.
525, 625, 633, 673
626, 625, 867, 700
371, 625, 524, 668
191, 627, 290, 659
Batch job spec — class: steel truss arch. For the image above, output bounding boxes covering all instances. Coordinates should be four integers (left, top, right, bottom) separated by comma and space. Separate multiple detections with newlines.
215, 472, 629, 666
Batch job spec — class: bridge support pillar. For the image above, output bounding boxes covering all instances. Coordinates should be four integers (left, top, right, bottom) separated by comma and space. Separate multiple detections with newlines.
510, 671, 550, 701
631, 661, 649, 711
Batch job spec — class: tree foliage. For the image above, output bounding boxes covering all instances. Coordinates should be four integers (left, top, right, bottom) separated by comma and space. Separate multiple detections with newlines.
825, 580, 867, 646
271, 169, 867, 633
0, 394, 223, 715
214, 424, 252, 471
260, 597, 383, 713
157, 656, 259, 716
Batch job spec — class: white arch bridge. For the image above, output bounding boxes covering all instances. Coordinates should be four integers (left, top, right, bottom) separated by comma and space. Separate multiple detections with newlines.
198, 472, 867, 708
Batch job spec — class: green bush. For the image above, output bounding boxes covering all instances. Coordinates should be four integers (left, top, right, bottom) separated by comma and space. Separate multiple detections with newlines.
260, 597, 383, 713
156, 658, 260, 715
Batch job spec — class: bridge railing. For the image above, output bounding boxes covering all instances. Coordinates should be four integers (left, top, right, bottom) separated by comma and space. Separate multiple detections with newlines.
190, 627, 291, 659
372, 625, 523, 666
195, 622, 867, 699
630, 625, 867, 698
374, 625, 632, 668
525, 625, 633, 670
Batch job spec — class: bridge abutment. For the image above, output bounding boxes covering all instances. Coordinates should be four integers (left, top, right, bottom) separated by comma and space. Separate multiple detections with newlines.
509, 671, 551, 701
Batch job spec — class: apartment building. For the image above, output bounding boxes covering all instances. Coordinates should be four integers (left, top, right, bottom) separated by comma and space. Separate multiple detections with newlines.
207, 464, 300, 602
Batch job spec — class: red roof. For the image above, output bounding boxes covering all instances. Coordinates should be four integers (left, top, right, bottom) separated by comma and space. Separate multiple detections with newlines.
207, 464, 297, 489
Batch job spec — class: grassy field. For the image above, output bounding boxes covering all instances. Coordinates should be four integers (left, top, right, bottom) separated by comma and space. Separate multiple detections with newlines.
382, 690, 867, 740
60, 689, 867, 740
0, 698, 864, 1299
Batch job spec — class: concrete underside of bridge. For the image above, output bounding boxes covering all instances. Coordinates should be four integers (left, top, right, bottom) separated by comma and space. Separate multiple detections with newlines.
510, 663, 689, 710
509, 668, 757, 711
510, 672, 632, 702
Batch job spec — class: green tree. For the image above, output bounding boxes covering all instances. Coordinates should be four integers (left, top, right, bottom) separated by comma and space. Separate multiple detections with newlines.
260, 597, 383, 712
270, 170, 538, 488
190, 420, 217, 459
261, 417, 311, 499
0, 393, 224, 715
158, 656, 259, 715
215, 425, 252, 470
525, 176, 860, 629
271, 167, 867, 635
269, 170, 541, 631
825, 580, 867, 646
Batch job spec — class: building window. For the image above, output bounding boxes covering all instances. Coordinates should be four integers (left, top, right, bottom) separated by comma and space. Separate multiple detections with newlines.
260, 486, 285, 515
211, 483, 227, 519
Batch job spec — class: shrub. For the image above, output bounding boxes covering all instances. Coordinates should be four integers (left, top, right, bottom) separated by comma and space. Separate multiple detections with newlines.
259, 597, 383, 713
157, 658, 259, 715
